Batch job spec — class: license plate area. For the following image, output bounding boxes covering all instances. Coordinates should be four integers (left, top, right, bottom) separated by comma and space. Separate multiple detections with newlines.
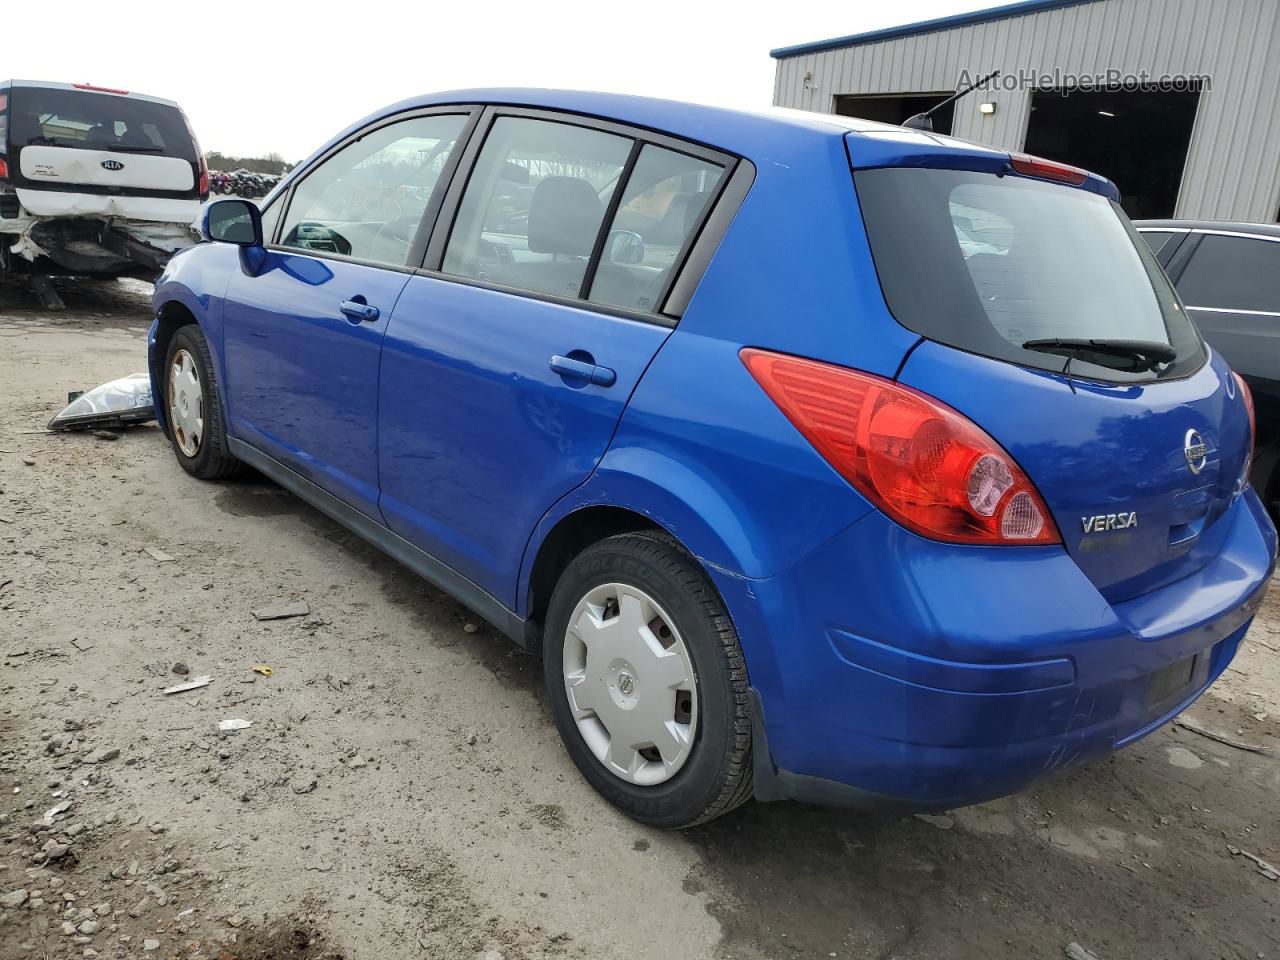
1146, 653, 1199, 708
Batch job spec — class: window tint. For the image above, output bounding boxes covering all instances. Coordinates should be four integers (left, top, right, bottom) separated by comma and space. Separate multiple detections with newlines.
259, 196, 283, 244
589, 145, 722, 312
7, 87, 196, 160
855, 167, 1204, 383
279, 113, 467, 267
1139, 230, 1178, 258
442, 117, 631, 299
1177, 234, 1280, 313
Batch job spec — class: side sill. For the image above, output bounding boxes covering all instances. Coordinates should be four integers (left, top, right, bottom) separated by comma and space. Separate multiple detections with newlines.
227, 437, 528, 647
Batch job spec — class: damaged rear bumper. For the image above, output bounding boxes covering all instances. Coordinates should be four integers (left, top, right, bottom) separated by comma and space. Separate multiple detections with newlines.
1, 190, 198, 279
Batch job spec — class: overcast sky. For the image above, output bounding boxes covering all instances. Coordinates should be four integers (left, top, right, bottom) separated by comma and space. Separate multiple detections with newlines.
7, 0, 991, 161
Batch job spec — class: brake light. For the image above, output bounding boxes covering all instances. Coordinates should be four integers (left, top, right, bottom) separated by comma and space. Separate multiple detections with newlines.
1235, 371, 1255, 469
73, 83, 129, 95
182, 113, 209, 197
0, 157, 7, 180
1009, 152, 1089, 186
741, 349, 1061, 545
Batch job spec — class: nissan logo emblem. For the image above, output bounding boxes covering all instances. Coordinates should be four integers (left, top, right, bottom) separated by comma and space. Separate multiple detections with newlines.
101, 159, 125, 171
1184, 429, 1208, 474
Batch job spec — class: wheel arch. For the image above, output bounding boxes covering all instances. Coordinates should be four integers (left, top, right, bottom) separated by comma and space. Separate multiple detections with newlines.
523, 505, 668, 648
149, 299, 201, 436
518, 458, 758, 640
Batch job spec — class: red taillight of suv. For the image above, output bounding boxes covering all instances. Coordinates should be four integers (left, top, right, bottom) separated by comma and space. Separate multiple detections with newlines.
741, 348, 1061, 545
0, 157, 8, 180
182, 112, 209, 198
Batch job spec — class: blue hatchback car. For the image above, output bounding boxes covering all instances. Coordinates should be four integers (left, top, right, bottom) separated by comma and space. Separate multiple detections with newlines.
150, 89, 1276, 827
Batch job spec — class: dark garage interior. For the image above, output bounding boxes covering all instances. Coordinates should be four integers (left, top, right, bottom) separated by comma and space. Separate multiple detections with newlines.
1023, 86, 1201, 219
835, 93, 956, 135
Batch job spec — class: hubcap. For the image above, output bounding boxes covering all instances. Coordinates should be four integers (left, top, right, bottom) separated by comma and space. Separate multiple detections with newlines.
167, 349, 204, 458
562, 583, 698, 786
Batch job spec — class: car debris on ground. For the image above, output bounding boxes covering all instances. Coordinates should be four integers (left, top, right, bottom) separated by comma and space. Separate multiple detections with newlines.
252, 601, 310, 621
1174, 715, 1269, 754
1227, 844, 1280, 881
162, 675, 212, 695
46, 372, 155, 432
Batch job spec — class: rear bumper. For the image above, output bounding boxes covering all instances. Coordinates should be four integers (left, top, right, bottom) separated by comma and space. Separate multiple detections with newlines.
723, 487, 1276, 810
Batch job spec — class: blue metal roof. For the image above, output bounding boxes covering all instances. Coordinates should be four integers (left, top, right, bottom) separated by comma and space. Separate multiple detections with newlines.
770, 0, 1098, 59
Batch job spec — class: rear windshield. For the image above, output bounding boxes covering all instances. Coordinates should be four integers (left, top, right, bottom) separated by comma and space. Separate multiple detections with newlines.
6, 86, 195, 161
855, 167, 1205, 383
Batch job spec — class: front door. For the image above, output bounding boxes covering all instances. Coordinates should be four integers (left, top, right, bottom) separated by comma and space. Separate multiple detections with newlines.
220, 111, 472, 519
378, 114, 727, 602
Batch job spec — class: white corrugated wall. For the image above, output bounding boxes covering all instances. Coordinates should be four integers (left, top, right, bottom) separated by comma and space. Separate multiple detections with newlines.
772, 0, 1280, 221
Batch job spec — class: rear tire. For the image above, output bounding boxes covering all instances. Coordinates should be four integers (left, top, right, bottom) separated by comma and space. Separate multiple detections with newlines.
543, 531, 753, 828
164, 324, 240, 480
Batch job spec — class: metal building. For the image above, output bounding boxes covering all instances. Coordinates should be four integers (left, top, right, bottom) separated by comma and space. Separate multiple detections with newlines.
771, 0, 1280, 221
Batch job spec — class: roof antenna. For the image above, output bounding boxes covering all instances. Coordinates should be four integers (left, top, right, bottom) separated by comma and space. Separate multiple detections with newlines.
903, 69, 1000, 132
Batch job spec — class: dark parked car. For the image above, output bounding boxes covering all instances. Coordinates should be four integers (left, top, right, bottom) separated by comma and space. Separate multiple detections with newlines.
1138, 221, 1280, 511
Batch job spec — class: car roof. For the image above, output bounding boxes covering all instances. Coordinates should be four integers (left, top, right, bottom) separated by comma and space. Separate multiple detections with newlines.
326, 87, 1000, 158
281, 87, 1117, 203
1135, 219, 1280, 240
1, 79, 180, 108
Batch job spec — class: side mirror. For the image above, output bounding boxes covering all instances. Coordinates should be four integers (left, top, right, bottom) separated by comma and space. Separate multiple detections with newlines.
607, 230, 645, 266
201, 198, 263, 247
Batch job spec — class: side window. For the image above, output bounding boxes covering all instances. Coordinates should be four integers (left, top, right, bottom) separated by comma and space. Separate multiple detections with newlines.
589, 145, 723, 312
1139, 230, 1178, 259
442, 117, 632, 298
259, 196, 283, 244
279, 113, 468, 267
1178, 234, 1280, 313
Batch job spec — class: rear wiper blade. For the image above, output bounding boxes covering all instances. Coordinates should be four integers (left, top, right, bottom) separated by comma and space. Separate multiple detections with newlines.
1022, 337, 1177, 370
101, 145, 164, 153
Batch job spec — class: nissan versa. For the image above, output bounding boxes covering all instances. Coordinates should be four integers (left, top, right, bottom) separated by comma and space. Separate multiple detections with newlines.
148, 90, 1277, 828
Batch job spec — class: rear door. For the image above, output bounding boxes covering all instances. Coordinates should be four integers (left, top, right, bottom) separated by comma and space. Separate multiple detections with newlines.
854, 162, 1252, 604
378, 109, 730, 601
221, 109, 473, 521
6, 83, 201, 205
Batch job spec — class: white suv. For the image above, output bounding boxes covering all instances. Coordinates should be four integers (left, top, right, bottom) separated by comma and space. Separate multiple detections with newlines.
0, 79, 207, 280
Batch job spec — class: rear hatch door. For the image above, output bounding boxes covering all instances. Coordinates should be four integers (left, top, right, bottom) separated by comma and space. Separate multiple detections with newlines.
852, 152, 1252, 604
7, 84, 199, 198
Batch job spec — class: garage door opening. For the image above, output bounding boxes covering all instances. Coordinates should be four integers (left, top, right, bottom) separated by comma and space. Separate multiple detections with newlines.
834, 93, 955, 135
1023, 87, 1201, 219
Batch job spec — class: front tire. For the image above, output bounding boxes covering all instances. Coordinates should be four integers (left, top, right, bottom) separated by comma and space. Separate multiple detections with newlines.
164, 324, 240, 480
543, 531, 753, 828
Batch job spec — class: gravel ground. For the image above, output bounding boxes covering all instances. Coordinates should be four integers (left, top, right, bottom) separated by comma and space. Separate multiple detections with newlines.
0, 276, 1278, 960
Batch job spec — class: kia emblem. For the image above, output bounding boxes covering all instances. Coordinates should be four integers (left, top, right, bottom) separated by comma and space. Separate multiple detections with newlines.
101, 159, 125, 171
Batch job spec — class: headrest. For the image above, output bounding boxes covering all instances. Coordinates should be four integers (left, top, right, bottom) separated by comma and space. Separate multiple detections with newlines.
528, 177, 602, 256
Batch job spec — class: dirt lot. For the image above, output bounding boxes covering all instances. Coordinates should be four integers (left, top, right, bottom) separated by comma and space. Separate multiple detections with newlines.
1, 276, 1278, 960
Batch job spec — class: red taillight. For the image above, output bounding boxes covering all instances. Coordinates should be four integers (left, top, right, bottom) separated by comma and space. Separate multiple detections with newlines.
1234, 371, 1256, 468
1009, 152, 1089, 186
741, 349, 1061, 545
0, 157, 8, 180
73, 82, 129, 95
182, 113, 209, 197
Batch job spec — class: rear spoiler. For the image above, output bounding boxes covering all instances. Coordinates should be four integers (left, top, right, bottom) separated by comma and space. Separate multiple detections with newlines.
844, 130, 1120, 202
